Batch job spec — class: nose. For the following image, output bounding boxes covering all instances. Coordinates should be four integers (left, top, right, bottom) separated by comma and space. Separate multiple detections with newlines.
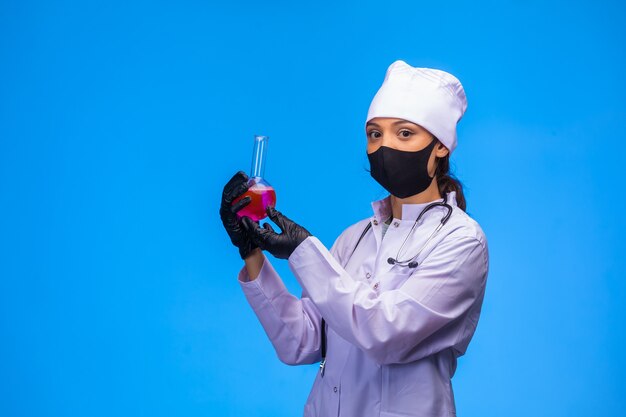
377, 132, 399, 152
380, 133, 395, 148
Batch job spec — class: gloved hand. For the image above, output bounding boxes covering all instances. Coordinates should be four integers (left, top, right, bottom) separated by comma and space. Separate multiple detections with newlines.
219, 170, 260, 260
241, 206, 312, 260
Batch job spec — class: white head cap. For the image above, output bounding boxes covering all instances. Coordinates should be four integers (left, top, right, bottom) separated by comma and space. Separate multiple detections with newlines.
366, 60, 468, 155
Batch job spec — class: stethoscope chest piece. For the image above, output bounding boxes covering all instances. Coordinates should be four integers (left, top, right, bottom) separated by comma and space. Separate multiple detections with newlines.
387, 257, 419, 268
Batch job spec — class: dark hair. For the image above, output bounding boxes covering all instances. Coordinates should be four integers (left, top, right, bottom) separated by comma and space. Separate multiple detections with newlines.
434, 138, 466, 212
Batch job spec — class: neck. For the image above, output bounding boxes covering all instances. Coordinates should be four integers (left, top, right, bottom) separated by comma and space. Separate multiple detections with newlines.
390, 177, 442, 220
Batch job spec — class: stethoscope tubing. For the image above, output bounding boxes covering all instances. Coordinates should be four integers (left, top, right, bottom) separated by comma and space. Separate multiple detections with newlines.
348, 195, 452, 266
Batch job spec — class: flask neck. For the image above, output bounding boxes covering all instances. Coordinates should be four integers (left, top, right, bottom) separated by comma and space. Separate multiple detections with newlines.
251, 135, 269, 178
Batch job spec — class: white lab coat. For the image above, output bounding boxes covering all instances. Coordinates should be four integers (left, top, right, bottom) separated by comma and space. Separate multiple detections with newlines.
237, 191, 489, 417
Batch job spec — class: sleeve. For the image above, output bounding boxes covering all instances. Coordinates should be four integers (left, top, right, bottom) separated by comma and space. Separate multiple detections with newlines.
287, 233, 489, 365
237, 257, 321, 365
237, 235, 348, 366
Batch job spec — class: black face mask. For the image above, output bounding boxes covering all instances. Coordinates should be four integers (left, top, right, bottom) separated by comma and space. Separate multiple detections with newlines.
367, 138, 437, 199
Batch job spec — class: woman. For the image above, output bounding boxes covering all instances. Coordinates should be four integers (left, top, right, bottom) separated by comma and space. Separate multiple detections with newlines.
219, 60, 489, 417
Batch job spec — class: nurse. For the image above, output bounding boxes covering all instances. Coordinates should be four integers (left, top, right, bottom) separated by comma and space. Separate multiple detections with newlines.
219, 60, 489, 417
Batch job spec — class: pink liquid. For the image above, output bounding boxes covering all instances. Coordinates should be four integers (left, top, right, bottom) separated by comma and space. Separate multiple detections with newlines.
233, 182, 277, 222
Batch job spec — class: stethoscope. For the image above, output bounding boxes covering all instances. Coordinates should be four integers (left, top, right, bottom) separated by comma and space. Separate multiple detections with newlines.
319, 194, 453, 376
351, 192, 453, 268
385, 193, 453, 268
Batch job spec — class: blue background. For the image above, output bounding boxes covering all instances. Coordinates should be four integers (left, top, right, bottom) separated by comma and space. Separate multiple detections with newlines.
1, 0, 624, 416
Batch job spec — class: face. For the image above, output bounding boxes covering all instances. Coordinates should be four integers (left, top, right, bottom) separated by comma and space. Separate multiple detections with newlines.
365, 117, 449, 177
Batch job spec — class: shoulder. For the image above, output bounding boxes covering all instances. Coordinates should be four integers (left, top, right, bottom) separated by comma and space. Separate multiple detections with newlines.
440, 206, 489, 265
409, 207, 490, 287
448, 206, 487, 241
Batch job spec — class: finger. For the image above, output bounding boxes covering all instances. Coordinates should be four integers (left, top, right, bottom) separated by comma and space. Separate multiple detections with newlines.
233, 181, 250, 198
224, 171, 247, 192
223, 171, 249, 200
262, 222, 276, 233
240, 216, 260, 233
231, 196, 251, 213
225, 181, 250, 205
242, 217, 272, 247
267, 206, 289, 231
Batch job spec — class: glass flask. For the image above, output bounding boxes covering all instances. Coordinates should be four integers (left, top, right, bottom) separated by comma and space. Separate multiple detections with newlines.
233, 135, 277, 221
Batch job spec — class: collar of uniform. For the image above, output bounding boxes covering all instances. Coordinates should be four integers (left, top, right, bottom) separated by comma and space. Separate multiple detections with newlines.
370, 191, 458, 223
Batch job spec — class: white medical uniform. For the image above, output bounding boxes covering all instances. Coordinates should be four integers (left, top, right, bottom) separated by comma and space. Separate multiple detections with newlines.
237, 190, 489, 417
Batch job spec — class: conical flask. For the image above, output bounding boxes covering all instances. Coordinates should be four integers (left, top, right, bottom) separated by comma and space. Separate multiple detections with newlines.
233, 135, 277, 221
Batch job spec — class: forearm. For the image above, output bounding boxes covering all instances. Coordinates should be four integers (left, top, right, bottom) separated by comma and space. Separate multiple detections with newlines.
243, 247, 264, 281
237, 252, 323, 365
287, 235, 486, 365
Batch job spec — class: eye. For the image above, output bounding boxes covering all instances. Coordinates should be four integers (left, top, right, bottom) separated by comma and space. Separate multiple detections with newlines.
367, 130, 382, 140
398, 129, 413, 138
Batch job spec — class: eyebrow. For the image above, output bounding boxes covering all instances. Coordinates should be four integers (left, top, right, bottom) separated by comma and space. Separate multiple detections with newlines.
366, 120, 417, 127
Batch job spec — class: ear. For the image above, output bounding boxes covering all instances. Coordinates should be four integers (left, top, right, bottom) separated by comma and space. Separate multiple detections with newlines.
434, 141, 449, 158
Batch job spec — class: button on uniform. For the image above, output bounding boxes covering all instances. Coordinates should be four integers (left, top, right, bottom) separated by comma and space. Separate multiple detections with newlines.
373, 219, 379, 225
393, 221, 400, 227
333, 386, 338, 393
365, 272, 371, 279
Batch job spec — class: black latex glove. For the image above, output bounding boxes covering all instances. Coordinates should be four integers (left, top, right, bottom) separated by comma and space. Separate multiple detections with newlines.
241, 206, 312, 260
219, 170, 260, 260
